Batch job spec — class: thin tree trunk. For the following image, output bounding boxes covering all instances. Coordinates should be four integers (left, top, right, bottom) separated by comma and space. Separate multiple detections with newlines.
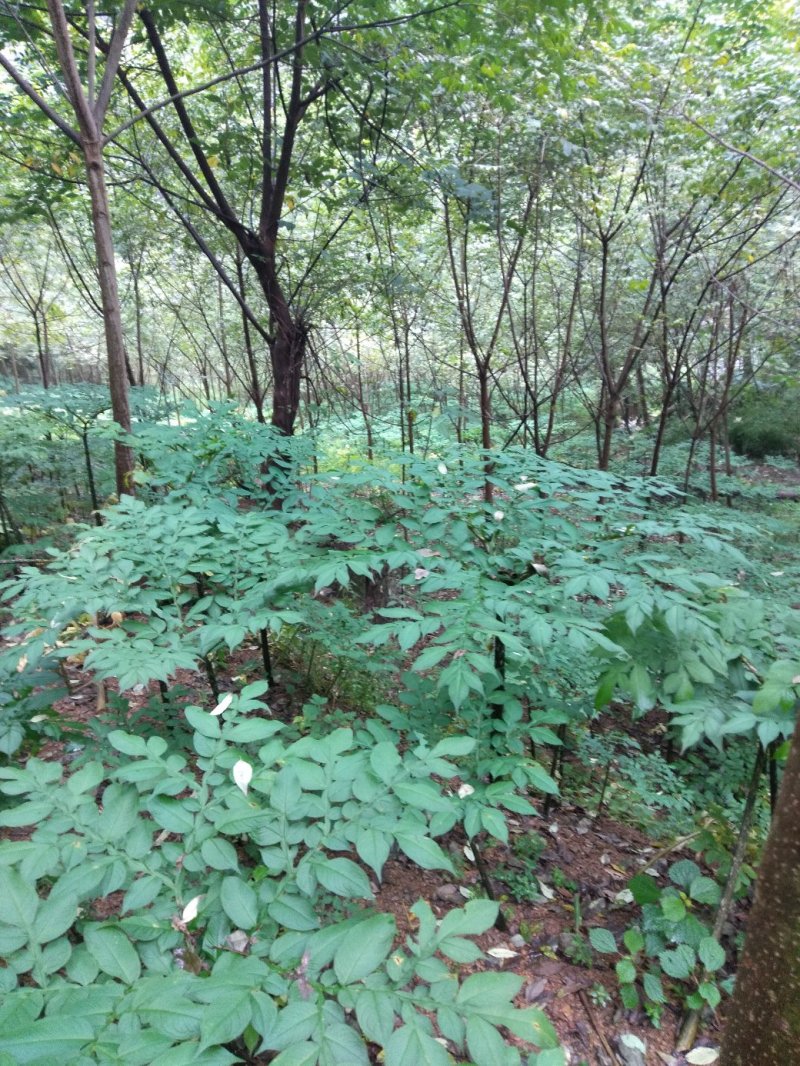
133, 268, 145, 385
83, 140, 135, 494
82, 428, 102, 525
479, 367, 493, 504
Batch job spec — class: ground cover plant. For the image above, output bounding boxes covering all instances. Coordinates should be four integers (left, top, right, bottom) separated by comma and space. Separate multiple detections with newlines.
1, 413, 799, 1063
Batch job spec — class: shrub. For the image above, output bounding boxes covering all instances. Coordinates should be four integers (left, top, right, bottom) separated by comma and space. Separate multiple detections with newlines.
729, 386, 800, 461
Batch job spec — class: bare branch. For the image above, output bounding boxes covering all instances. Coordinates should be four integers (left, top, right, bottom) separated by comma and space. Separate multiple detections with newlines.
682, 112, 800, 196
94, 0, 137, 120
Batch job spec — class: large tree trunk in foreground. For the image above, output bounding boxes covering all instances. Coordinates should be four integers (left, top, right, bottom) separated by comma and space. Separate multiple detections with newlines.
720, 711, 800, 1065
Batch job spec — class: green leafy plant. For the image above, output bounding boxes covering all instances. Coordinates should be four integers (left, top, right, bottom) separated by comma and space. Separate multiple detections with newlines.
0, 655, 69, 761
0, 688, 561, 1064
588, 859, 727, 1024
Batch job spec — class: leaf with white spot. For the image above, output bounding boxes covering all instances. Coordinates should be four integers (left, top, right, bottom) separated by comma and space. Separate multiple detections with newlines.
181, 895, 203, 923
487, 947, 519, 960
232, 760, 253, 795
211, 693, 233, 716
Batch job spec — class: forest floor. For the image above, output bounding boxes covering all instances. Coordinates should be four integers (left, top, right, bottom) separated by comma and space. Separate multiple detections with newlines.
6, 643, 739, 1066
9, 453, 793, 1064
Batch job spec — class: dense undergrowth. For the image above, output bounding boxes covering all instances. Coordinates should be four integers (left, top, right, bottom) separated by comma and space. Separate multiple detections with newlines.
1, 406, 799, 1064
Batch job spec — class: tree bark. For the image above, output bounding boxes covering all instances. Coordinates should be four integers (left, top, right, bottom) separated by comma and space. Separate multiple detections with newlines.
720, 712, 800, 1065
83, 139, 135, 492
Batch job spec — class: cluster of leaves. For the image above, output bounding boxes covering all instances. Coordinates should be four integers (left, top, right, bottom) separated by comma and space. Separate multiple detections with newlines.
2, 413, 799, 1057
3, 417, 798, 784
0, 657, 69, 761
729, 385, 800, 462
589, 860, 727, 1026
0, 690, 562, 1065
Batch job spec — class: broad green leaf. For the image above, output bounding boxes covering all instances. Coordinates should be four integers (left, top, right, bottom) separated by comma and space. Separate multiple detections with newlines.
430, 736, 475, 758
393, 780, 452, 813
456, 971, 523, 1007
355, 827, 391, 876
529, 1050, 567, 1066
660, 944, 696, 980
185, 707, 221, 739
40, 935, 71, 974
83, 924, 141, 984
628, 873, 661, 905
699, 981, 721, 1008
588, 927, 617, 954
108, 731, 148, 756
259, 1000, 319, 1051
438, 899, 499, 939
148, 795, 195, 835
268, 896, 320, 932
0, 924, 27, 954
669, 860, 701, 890
690, 876, 721, 906
525, 762, 559, 795
0, 866, 37, 927
385, 1024, 451, 1066
622, 928, 644, 955
661, 895, 686, 923
201, 837, 240, 872
199, 989, 253, 1050
0, 1017, 94, 1062
316, 857, 372, 899
480, 806, 508, 843
220, 877, 259, 929
269, 1044, 318, 1066
698, 936, 725, 973
34, 891, 77, 944
466, 1015, 507, 1065
643, 971, 665, 1003
318, 1021, 370, 1064
394, 833, 454, 873
334, 913, 395, 984
355, 988, 397, 1046
65, 944, 100, 986
123, 875, 162, 914
227, 719, 283, 742
66, 761, 104, 796
0, 801, 53, 822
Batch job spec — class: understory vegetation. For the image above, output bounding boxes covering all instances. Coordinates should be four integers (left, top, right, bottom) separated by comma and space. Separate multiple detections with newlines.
1, 410, 799, 1064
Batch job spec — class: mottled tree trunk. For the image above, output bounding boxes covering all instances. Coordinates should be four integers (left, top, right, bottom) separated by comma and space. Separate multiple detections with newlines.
720, 712, 800, 1065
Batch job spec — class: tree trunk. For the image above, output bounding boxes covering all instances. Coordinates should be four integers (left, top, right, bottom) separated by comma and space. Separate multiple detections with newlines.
83, 140, 135, 494
598, 393, 617, 471
249, 241, 304, 436
479, 367, 493, 504
133, 268, 145, 385
720, 712, 800, 1065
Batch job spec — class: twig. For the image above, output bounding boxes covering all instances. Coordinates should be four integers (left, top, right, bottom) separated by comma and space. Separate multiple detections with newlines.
577, 987, 622, 1064
638, 827, 707, 870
